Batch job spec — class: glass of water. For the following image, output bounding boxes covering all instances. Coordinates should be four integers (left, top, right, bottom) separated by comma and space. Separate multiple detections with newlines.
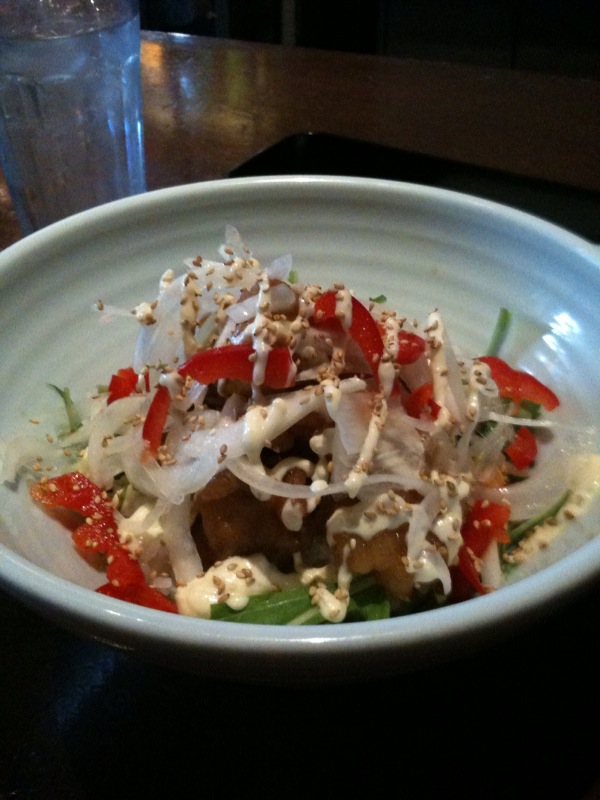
0, 0, 146, 236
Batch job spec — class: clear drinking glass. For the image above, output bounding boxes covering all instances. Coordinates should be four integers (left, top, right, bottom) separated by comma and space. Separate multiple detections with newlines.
0, 0, 146, 236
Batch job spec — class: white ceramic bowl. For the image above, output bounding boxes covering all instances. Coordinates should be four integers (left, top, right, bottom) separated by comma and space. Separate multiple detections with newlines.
1, 176, 599, 682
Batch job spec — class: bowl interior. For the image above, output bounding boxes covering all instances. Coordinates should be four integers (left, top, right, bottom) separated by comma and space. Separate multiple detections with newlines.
1, 175, 599, 679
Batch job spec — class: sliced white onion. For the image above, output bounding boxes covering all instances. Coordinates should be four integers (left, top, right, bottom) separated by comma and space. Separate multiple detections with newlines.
478, 463, 568, 519
405, 488, 441, 563
86, 394, 147, 488
442, 335, 469, 426
269, 280, 297, 314
397, 355, 430, 392
266, 253, 293, 281
159, 496, 204, 583
483, 410, 558, 428
223, 224, 247, 258
133, 273, 187, 372
409, 547, 452, 595
226, 279, 297, 325
329, 390, 371, 455
227, 455, 431, 500
226, 294, 258, 324
375, 401, 426, 475
469, 419, 511, 478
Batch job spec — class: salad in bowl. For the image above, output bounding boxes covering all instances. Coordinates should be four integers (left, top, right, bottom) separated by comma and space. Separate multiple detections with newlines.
3, 225, 597, 626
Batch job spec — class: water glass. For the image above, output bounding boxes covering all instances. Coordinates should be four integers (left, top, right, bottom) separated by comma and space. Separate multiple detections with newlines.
0, 0, 146, 236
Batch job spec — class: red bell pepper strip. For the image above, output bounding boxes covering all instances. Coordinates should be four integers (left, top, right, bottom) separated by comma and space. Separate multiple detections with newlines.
478, 356, 559, 411
456, 547, 488, 596
97, 542, 177, 612
178, 344, 296, 390
462, 499, 511, 556
448, 562, 479, 604
108, 367, 138, 405
105, 544, 146, 587
456, 499, 511, 595
30, 472, 177, 613
505, 425, 537, 470
30, 471, 118, 560
403, 381, 440, 420
396, 331, 427, 365
97, 581, 178, 612
107, 367, 149, 405
142, 384, 172, 457
313, 291, 384, 383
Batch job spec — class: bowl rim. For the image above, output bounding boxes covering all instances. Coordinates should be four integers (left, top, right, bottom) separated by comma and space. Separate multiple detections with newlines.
1, 174, 599, 267
1, 174, 599, 676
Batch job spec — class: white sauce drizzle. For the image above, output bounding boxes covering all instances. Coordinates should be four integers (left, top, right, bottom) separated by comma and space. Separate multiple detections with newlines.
344, 395, 388, 498
409, 548, 452, 595
377, 358, 396, 399
426, 309, 453, 430
429, 470, 471, 565
269, 456, 318, 531
382, 314, 401, 360
335, 288, 353, 329
326, 489, 412, 542
175, 554, 296, 617
242, 397, 290, 463
310, 583, 349, 623
247, 270, 272, 386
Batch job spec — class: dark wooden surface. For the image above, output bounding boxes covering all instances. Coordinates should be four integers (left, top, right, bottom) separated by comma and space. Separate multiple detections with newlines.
1, 31, 600, 249
1, 32, 600, 799
141, 33, 600, 190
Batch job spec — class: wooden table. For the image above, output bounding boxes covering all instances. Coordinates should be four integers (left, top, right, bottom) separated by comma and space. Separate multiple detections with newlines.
1, 31, 599, 249
1, 32, 600, 799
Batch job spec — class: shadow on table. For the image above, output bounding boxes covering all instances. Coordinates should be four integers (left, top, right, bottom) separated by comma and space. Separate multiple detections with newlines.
2, 586, 600, 799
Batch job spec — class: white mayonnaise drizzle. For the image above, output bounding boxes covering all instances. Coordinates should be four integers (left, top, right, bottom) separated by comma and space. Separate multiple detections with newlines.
377, 358, 396, 399
268, 456, 318, 531
248, 270, 272, 385
429, 470, 471, 565
344, 395, 388, 498
409, 548, 452, 595
175, 554, 296, 617
326, 489, 412, 542
335, 287, 353, 329
243, 397, 294, 463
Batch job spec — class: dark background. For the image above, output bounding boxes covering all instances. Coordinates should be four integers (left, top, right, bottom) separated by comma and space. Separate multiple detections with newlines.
139, 0, 600, 78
